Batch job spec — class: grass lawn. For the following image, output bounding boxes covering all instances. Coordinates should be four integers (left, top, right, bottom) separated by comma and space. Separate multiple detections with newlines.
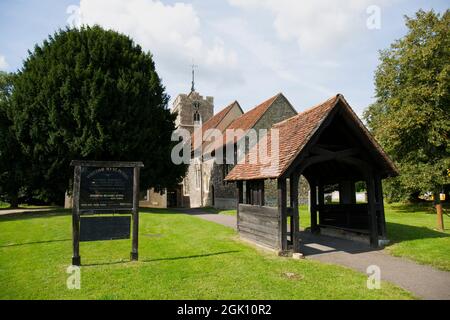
380, 203, 450, 271
300, 203, 450, 271
204, 207, 236, 216
218, 203, 450, 271
0, 201, 10, 209
0, 209, 412, 300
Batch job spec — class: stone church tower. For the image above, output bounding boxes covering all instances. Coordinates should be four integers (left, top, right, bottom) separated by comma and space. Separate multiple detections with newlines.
139, 74, 215, 208
172, 91, 214, 134
172, 67, 214, 133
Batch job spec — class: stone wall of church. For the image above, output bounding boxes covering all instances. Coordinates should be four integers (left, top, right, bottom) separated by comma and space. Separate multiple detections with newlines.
211, 162, 237, 209
211, 95, 298, 209
263, 176, 310, 207
253, 95, 297, 132
140, 188, 167, 208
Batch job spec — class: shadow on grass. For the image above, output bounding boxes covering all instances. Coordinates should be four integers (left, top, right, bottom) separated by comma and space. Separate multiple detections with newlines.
0, 206, 58, 211
82, 250, 240, 267
386, 222, 450, 243
0, 238, 71, 248
387, 202, 449, 215
0, 209, 71, 222
139, 208, 220, 215
138, 208, 177, 215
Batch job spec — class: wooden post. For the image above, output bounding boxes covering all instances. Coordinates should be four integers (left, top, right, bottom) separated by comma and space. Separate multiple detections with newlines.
290, 174, 300, 252
130, 167, 140, 261
278, 178, 287, 251
246, 181, 251, 204
375, 176, 387, 238
367, 173, 379, 248
260, 180, 265, 206
310, 180, 319, 234
317, 182, 324, 228
236, 181, 243, 231
72, 165, 81, 266
434, 193, 444, 231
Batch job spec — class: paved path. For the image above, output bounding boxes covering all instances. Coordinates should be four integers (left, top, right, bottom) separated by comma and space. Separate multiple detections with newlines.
175, 208, 237, 229
0, 208, 54, 216
178, 208, 450, 300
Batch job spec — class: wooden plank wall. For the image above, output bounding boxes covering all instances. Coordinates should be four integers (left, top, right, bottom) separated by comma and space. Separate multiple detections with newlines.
238, 204, 280, 249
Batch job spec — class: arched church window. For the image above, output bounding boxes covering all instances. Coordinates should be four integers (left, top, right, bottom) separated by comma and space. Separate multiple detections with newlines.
193, 112, 201, 123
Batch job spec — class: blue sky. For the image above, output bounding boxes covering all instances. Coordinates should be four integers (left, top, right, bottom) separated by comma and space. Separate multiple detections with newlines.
0, 0, 448, 116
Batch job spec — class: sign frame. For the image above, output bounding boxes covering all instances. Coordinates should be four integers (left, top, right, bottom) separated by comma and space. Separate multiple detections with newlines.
70, 160, 144, 266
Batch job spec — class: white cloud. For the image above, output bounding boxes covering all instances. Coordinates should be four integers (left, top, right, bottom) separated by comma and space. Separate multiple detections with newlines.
229, 0, 390, 54
74, 0, 240, 88
214, 17, 335, 96
0, 55, 8, 71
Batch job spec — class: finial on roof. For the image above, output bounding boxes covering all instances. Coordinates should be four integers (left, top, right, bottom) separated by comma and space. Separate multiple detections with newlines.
191, 62, 198, 92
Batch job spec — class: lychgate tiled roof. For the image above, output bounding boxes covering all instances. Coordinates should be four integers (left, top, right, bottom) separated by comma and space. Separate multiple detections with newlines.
225, 94, 398, 181
225, 95, 338, 180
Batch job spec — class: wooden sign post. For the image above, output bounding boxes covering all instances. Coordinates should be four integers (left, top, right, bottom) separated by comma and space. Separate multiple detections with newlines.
70, 161, 144, 266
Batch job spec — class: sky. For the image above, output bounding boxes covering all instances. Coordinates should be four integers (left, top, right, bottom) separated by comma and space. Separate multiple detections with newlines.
0, 0, 448, 116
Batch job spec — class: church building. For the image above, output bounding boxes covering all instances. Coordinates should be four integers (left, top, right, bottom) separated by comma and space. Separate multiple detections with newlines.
140, 84, 298, 209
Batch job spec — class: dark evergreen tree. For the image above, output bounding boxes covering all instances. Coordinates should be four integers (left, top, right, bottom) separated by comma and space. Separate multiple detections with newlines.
0, 71, 27, 208
10, 26, 186, 204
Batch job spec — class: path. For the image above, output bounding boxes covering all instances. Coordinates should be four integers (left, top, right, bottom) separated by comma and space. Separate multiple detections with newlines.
175, 208, 237, 229
0, 208, 55, 216
178, 208, 450, 300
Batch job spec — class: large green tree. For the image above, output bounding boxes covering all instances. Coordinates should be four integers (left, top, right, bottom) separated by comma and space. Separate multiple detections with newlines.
0, 71, 27, 208
364, 10, 450, 202
10, 26, 186, 204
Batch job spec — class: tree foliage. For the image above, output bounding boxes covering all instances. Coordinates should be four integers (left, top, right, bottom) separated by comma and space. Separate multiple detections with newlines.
9, 26, 186, 204
0, 71, 27, 208
364, 10, 450, 201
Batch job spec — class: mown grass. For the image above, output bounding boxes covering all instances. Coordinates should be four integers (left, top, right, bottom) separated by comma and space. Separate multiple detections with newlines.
0, 209, 412, 300
380, 203, 450, 271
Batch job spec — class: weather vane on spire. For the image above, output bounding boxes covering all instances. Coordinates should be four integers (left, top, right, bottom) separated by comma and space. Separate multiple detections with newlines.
191, 61, 198, 92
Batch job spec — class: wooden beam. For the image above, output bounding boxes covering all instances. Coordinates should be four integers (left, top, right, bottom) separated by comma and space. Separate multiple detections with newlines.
72, 165, 81, 266
278, 178, 288, 251
245, 181, 251, 204
236, 181, 243, 231
317, 182, 324, 227
130, 166, 140, 261
310, 180, 319, 234
367, 173, 379, 248
290, 173, 300, 252
375, 176, 387, 238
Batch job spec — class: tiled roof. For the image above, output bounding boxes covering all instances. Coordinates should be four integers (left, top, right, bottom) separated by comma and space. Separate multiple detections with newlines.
213, 93, 286, 150
203, 101, 239, 134
225, 94, 398, 181
191, 101, 242, 153
226, 93, 280, 131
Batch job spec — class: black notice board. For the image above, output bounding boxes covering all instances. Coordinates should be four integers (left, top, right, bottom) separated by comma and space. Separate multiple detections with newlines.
80, 166, 134, 210
80, 216, 131, 242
